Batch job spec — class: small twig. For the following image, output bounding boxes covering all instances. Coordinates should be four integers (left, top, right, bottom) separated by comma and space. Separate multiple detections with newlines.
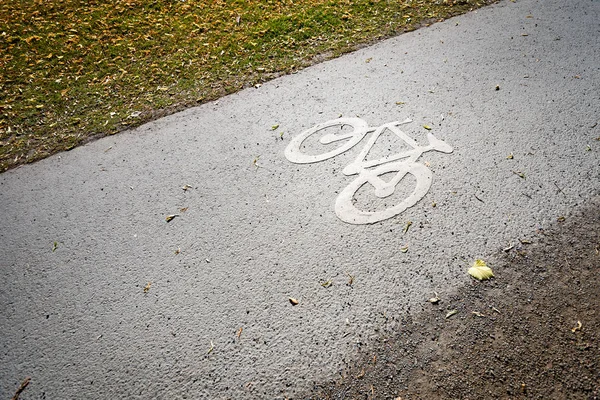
473, 194, 484, 203
12, 377, 31, 400
554, 182, 566, 196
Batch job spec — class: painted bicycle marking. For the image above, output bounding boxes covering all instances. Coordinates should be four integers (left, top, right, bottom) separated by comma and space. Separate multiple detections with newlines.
285, 117, 453, 224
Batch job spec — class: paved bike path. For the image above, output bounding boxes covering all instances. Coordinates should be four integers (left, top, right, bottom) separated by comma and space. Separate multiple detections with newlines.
1, 0, 599, 398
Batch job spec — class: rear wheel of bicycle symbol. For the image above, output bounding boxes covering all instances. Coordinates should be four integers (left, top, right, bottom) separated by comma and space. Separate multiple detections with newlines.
285, 117, 453, 224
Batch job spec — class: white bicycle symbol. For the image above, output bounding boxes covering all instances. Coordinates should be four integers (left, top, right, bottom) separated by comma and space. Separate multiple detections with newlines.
285, 117, 453, 224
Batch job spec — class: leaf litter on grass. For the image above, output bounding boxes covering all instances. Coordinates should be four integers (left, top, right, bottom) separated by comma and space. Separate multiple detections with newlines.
0, 0, 497, 172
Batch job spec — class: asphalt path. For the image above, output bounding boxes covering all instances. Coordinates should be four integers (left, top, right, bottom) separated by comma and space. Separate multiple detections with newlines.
1, 0, 599, 398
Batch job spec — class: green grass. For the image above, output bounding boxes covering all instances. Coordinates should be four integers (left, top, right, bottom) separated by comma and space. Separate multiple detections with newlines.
0, 0, 495, 172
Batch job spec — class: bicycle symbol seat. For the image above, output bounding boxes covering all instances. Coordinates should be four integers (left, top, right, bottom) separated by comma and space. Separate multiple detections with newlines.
285, 117, 453, 224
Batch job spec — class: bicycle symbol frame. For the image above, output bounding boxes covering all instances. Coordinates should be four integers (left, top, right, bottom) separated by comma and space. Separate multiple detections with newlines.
285, 117, 453, 224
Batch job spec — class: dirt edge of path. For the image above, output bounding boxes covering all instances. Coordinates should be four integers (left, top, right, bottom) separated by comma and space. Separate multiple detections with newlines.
310, 196, 600, 400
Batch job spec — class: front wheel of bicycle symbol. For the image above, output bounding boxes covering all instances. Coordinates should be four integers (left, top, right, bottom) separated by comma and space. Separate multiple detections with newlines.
335, 161, 432, 225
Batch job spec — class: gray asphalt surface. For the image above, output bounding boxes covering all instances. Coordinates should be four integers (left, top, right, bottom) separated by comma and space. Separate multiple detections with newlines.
1, 0, 599, 398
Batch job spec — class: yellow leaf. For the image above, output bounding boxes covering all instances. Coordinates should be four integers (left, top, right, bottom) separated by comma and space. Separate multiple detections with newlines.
423, 125, 432, 130
468, 259, 494, 280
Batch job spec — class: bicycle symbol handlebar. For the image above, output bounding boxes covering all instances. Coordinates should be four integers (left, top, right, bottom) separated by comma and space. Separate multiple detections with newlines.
285, 117, 453, 224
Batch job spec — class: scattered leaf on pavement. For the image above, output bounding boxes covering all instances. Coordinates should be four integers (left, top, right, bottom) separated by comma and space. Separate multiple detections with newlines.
143, 282, 152, 293
165, 214, 179, 222
289, 297, 299, 305
423, 125, 432, 130
571, 320, 582, 333
472, 311, 485, 317
468, 259, 495, 280
52, 241, 59, 252
403, 221, 412, 233
446, 309, 458, 319
236, 327, 243, 339
253, 155, 261, 169
11, 376, 30, 400
207, 340, 214, 354
271, 124, 279, 130
506, 153, 514, 159
182, 185, 193, 191
428, 292, 440, 304
179, 207, 188, 213
400, 246, 409, 253
512, 170, 526, 179
320, 280, 332, 288
346, 272, 355, 285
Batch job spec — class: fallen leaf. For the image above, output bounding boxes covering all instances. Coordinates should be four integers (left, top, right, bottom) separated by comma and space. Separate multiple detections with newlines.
52, 241, 59, 252
365, 57, 372, 63
179, 207, 188, 213
174, 247, 180, 255
207, 340, 214, 354
346, 272, 354, 285
403, 221, 412, 233
252, 155, 261, 169
395, 101, 406, 105
472, 311, 485, 317
428, 292, 440, 304
506, 153, 514, 159
468, 259, 495, 280
236, 327, 243, 338
271, 124, 279, 130
289, 297, 299, 305
495, 84, 500, 90
143, 282, 152, 293
557, 216, 566, 222
512, 170, 526, 179
320, 280, 332, 288
445, 309, 458, 319
571, 320, 582, 333
400, 246, 409, 253
165, 214, 179, 222
182, 184, 192, 191
423, 125, 432, 130
11, 376, 30, 400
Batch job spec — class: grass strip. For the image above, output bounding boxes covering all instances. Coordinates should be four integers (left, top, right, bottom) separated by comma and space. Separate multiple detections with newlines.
1, 0, 495, 172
